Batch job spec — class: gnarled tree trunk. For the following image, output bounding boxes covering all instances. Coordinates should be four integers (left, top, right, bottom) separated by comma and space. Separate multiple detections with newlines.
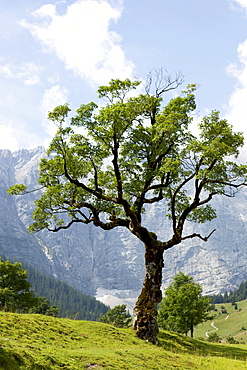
133, 242, 164, 344
190, 325, 194, 338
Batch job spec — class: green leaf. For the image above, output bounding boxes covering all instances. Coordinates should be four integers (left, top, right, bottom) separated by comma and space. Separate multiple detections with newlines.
7, 184, 27, 195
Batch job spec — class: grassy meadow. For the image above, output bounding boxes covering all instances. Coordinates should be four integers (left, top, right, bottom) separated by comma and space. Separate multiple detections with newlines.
1, 311, 247, 369
195, 299, 247, 342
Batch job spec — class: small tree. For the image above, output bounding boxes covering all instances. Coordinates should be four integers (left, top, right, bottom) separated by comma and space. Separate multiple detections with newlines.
0, 258, 38, 312
100, 304, 132, 328
226, 336, 238, 344
207, 332, 221, 343
8, 75, 247, 343
31, 297, 59, 317
158, 272, 213, 337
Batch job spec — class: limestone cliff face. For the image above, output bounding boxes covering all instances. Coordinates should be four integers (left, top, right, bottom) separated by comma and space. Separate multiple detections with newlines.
144, 197, 247, 296
1, 147, 247, 300
0, 147, 144, 296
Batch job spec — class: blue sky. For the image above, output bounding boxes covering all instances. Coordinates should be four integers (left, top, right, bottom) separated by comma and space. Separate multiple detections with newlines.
0, 0, 247, 151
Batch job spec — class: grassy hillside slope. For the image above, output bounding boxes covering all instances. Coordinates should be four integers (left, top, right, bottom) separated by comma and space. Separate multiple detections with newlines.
1, 312, 247, 369
195, 299, 247, 341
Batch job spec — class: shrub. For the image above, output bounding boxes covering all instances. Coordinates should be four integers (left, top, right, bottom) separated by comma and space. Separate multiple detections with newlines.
100, 305, 132, 328
226, 336, 239, 344
207, 332, 221, 343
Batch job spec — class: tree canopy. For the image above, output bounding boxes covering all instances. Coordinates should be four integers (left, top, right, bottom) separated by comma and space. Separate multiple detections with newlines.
0, 258, 38, 312
31, 297, 59, 317
100, 304, 132, 328
158, 272, 212, 337
8, 74, 247, 343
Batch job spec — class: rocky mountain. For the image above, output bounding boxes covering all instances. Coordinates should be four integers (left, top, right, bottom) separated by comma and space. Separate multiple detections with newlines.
1, 147, 247, 310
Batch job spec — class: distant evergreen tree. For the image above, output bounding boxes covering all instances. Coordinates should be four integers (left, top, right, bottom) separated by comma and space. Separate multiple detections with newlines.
210, 278, 247, 304
0, 254, 109, 320
223, 292, 228, 302
210, 293, 224, 304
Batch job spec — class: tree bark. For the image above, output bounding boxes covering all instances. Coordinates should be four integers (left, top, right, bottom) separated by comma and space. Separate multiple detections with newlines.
133, 242, 164, 344
190, 325, 194, 338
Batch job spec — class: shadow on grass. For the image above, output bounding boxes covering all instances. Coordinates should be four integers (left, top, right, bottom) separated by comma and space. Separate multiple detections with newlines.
158, 330, 247, 361
0, 347, 52, 370
0, 347, 24, 370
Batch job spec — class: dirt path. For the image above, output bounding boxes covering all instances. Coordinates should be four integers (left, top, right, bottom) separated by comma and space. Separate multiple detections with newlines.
205, 314, 230, 338
205, 321, 218, 338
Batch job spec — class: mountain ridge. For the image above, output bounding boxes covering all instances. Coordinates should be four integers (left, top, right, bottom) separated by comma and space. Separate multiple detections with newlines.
1, 147, 247, 308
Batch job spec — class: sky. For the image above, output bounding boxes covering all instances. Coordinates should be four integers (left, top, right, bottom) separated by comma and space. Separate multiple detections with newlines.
0, 0, 247, 151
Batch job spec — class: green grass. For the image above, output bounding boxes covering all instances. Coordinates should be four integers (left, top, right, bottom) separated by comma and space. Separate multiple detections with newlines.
1, 312, 247, 369
195, 299, 247, 342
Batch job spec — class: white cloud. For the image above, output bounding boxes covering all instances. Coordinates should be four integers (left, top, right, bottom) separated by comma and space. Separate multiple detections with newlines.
0, 117, 49, 151
20, 0, 135, 86
225, 38, 247, 144
225, 0, 247, 147
0, 122, 19, 151
41, 85, 68, 139
0, 60, 43, 85
231, 0, 247, 10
